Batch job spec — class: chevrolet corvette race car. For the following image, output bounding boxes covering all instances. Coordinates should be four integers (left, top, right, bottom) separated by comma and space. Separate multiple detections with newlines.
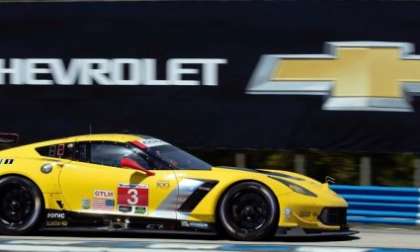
0, 134, 355, 240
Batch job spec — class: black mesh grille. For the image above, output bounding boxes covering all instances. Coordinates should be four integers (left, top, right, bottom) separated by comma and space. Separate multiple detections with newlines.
319, 207, 347, 226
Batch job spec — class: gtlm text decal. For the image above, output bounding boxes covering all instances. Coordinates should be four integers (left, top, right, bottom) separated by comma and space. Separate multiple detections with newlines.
0, 58, 227, 86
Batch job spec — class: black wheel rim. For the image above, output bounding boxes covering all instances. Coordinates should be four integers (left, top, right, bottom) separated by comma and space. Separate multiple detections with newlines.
227, 189, 270, 232
0, 183, 34, 229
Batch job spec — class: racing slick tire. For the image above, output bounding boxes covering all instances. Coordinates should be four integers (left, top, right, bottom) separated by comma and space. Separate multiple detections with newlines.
218, 181, 279, 241
0, 176, 44, 235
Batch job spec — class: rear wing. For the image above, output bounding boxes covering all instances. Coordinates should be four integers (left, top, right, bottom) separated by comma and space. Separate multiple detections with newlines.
0, 133, 19, 145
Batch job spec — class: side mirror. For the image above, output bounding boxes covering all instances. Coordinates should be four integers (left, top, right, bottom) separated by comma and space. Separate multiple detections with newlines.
120, 158, 155, 176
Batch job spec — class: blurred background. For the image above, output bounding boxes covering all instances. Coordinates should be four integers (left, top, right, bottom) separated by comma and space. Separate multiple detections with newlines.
1, 0, 420, 188
192, 149, 419, 186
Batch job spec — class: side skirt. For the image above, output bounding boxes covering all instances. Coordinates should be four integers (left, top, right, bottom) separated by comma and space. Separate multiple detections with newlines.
42, 210, 216, 235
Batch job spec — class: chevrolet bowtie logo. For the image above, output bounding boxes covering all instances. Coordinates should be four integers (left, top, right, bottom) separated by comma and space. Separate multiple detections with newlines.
247, 41, 420, 112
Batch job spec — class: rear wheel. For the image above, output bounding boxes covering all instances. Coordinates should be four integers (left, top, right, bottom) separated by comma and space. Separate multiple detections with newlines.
218, 181, 279, 241
0, 176, 43, 235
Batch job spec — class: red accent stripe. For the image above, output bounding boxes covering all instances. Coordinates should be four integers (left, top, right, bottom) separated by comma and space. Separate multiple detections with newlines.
131, 140, 147, 150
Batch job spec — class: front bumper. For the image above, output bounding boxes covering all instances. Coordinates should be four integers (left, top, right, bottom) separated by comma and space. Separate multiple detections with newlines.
277, 185, 349, 230
280, 205, 349, 230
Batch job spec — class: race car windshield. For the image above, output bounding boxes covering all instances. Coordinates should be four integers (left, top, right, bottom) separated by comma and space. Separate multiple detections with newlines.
147, 144, 212, 170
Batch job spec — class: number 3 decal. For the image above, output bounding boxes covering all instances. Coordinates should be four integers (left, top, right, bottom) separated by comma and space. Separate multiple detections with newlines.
127, 188, 139, 205
118, 185, 148, 206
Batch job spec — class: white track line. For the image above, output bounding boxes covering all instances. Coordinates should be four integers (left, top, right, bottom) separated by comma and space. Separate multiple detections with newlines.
0, 245, 237, 252
7, 240, 85, 245
295, 247, 369, 252
147, 244, 222, 249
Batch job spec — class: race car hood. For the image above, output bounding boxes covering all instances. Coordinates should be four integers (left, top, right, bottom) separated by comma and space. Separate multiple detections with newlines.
217, 166, 321, 185
216, 166, 340, 199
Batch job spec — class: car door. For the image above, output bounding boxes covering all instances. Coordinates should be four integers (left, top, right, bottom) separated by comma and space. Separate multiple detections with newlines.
58, 141, 178, 220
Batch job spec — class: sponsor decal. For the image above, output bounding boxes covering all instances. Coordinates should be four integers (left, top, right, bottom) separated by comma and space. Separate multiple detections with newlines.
91, 190, 114, 211
45, 211, 68, 227
247, 41, 420, 112
46, 220, 68, 227
118, 205, 133, 213
94, 190, 114, 199
0, 159, 14, 165
118, 184, 148, 207
47, 212, 66, 220
0, 58, 227, 86
140, 138, 169, 148
180, 221, 209, 230
118, 184, 148, 214
92, 198, 115, 211
157, 180, 170, 189
135, 206, 147, 215
82, 198, 91, 210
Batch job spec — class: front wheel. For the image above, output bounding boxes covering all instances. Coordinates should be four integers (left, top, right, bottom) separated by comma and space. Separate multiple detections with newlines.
0, 176, 44, 235
218, 181, 279, 241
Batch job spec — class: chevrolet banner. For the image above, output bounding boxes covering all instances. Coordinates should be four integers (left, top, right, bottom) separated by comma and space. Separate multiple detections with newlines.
1, 1, 420, 152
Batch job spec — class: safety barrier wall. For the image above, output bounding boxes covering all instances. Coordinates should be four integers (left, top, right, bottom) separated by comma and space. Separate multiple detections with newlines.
331, 185, 420, 225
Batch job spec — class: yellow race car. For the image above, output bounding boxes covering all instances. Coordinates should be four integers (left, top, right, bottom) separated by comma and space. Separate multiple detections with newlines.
0, 133, 354, 240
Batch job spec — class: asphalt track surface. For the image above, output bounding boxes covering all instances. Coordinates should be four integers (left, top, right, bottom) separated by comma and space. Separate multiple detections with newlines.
0, 226, 418, 252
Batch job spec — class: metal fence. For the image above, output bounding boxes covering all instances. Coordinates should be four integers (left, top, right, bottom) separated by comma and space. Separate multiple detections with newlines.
331, 185, 420, 225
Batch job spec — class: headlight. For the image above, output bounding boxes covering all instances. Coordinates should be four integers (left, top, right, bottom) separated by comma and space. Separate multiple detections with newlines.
270, 176, 317, 197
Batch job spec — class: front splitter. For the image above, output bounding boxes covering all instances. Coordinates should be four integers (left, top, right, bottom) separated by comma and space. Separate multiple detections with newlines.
275, 227, 358, 237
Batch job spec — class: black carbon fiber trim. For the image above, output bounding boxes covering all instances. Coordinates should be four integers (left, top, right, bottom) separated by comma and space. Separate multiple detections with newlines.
257, 169, 305, 181
318, 207, 347, 226
178, 180, 218, 212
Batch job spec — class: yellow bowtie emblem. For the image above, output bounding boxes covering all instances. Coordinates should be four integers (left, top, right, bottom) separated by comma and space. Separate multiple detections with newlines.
247, 42, 420, 112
